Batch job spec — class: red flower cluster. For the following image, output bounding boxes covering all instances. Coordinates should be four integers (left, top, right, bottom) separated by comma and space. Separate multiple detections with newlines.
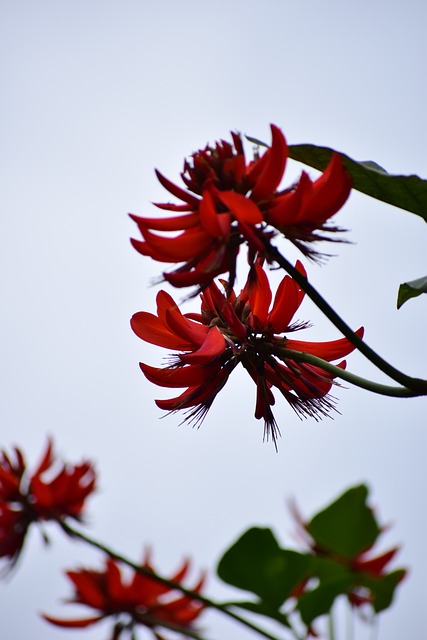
131, 261, 363, 447
0, 439, 96, 570
130, 124, 351, 291
43, 552, 205, 640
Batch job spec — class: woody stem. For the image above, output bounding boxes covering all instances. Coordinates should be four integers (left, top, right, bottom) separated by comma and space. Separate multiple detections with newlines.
59, 520, 303, 640
267, 243, 427, 393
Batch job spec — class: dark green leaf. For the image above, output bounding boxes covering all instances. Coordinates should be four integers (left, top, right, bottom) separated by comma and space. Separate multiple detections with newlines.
362, 570, 407, 613
307, 485, 380, 559
288, 144, 427, 221
397, 276, 427, 309
297, 578, 354, 625
217, 527, 311, 608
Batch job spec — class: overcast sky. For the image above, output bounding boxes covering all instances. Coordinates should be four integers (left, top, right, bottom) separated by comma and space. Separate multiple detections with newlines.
1, 1, 426, 639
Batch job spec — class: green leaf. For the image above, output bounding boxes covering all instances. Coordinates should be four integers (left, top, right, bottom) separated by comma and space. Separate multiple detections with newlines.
246, 135, 427, 220
397, 276, 427, 309
306, 485, 380, 559
362, 570, 407, 613
288, 144, 427, 221
217, 527, 311, 608
297, 578, 354, 625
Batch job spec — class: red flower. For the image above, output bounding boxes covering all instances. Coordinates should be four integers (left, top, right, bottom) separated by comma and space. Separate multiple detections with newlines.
130, 124, 352, 291
43, 552, 205, 640
131, 261, 362, 447
0, 439, 96, 570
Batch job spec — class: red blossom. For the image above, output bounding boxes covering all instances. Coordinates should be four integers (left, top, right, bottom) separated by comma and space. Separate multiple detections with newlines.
0, 439, 96, 570
130, 124, 352, 291
131, 262, 362, 447
43, 552, 205, 640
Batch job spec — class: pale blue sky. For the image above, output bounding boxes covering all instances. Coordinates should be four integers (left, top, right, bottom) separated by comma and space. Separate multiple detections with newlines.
1, 1, 426, 639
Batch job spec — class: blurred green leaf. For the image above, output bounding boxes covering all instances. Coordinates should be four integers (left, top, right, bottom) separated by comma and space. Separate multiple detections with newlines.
362, 570, 407, 613
246, 135, 427, 220
217, 527, 311, 608
397, 276, 427, 309
297, 578, 354, 625
307, 485, 380, 559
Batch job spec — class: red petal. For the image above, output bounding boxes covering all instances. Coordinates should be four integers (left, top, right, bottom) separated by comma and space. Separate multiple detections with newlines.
216, 190, 263, 225
31, 438, 54, 479
140, 228, 212, 262
286, 327, 364, 361
140, 363, 217, 388
66, 571, 106, 609
165, 307, 208, 347
247, 264, 272, 328
42, 614, 103, 628
155, 169, 200, 207
199, 190, 223, 236
266, 173, 307, 227
299, 153, 352, 224
268, 261, 306, 333
131, 312, 194, 350
130, 212, 199, 232
354, 548, 399, 576
207, 282, 247, 340
153, 202, 194, 212
155, 369, 228, 411
106, 557, 127, 602
237, 221, 266, 253
180, 327, 226, 364
250, 125, 288, 201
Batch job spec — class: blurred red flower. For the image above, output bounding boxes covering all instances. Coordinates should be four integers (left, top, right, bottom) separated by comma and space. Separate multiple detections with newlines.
0, 439, 96, 570
131, 261, 362, 447
43, 552, 205, 640
130, 124, 351, 291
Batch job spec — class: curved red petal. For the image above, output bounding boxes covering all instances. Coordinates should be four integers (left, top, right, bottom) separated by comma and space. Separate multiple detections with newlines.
130, 212, 199, 232
266, 172, 308, 227
140, 228, 212, 262
207, 282, 247, 340
155, 169, 200, 207
250, 125, 288, 201
165, 307, 208, 347
31, 439, 54, 479
354, 548, 399, 575
216, 190, 263, 225
140, 363, 217, 388
248, 264, 272, 328
299, 153, 352, 224
286, 327, 364, 361
42, 614, 103, 628
199, 190, 223, 236
66, 571, 106, 609
267, 261, 306, 333
180, 327, 226, 365
131, 312, 194, 350
155, 369, 228, 411
153, 202, 194, 212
